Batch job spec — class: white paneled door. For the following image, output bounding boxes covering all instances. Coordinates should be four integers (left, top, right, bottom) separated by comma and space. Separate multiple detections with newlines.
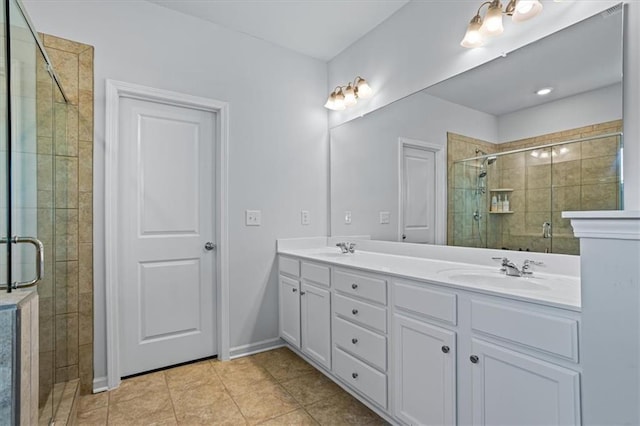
118, 97, 217, 377
401, 145, 436, 243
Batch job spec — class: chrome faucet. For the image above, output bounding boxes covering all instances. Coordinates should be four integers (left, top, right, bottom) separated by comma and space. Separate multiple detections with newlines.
492, 257, 544, 277
336, 242, 356, 254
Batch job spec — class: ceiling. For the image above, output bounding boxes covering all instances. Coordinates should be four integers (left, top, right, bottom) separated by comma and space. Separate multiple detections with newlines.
425, 6, 623, 116
146, 0, 410, 61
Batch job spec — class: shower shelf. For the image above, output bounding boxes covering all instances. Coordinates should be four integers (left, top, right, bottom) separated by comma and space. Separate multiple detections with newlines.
490, 188, 514, 192
489, 211, 514, 214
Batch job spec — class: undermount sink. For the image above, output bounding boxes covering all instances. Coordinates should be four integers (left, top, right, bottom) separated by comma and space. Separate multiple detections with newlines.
438, 268, 554, 291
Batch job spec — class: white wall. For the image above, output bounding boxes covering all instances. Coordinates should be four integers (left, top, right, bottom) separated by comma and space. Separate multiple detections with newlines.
331, 92, 496, 239
328, 0, 640, 210
497, 83, 623, 143
23, 0, 328, 385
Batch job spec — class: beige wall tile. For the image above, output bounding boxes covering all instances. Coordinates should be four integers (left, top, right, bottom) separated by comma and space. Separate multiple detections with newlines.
54, 157, 78, 208
552, 160, 581, 187
79, 344, 93, 394
55, 313, 79, 368
78, 243, 93, 294
47, 48, 79, 105
525, 188, 551, 212
79, 141, 93, 192
55, 365, 79, 383
79, 294, 93, 346
78, 90, 93, 141
43, 34, 91, 54
581, 183, 620, 210
581, 155, 620, 185
79, 192, 93, 242
552, 185, 581, 212
526, 165, 551, 189
78, 48, 94, 92
55, 261, 79, 314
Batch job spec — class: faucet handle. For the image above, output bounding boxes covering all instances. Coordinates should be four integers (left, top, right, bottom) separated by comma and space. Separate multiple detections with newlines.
522, 259, 543, 275
336, 242, 349, 254
348, 242, 356, 253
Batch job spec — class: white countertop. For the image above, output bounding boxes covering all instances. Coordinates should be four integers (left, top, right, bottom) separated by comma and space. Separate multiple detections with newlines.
278, 246, 581, 312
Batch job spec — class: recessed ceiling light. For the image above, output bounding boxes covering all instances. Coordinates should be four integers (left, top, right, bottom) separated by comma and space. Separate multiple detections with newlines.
536, 87, 553, 96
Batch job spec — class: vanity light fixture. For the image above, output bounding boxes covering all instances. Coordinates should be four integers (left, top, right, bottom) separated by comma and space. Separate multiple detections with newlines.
324, 76, 373, 111
461, 0, 543, 48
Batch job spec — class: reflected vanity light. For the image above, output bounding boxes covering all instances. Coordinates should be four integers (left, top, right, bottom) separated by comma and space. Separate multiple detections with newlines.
536, 87, 554, 96
324, 76, 373, 111
461, 0, 543, 48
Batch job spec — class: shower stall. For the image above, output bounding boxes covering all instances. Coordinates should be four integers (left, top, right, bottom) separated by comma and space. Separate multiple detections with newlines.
450, 133, 623, 255
1, 0, 72, 423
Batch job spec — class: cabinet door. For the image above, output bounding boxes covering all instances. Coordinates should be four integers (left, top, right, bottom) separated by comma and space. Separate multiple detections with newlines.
394, 314, 456, 426
471, 339, 580, 426
301, 282, 331, 369
279, 275, 301, 348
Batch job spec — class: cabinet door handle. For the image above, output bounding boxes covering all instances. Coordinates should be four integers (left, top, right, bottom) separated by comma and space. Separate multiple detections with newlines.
300, 291, 306, 295
470, 355, 479, 364
352, 372, 358, 379
441, 345, 450, 354
352, 338, 358, 344
352, 309, 358, 315
351, 283, 358, 289
292, 288, 297, 293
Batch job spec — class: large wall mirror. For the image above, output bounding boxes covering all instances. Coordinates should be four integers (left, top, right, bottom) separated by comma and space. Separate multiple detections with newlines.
330, 6, 623, 256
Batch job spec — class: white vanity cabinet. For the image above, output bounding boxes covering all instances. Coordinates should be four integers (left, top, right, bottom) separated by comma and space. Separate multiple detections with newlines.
392, 280, 458, 425
278, 252, 581, 426
278, 256, 332, 369
468, 298, 581, 425
332, 268, 389, 408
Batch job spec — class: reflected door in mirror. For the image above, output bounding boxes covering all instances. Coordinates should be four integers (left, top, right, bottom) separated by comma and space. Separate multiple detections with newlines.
401, 146, 435, 243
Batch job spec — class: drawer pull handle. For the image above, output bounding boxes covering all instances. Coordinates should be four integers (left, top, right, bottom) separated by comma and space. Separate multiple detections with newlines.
352, 309, 358, 315
470, 355, 479, 364
352, 372, 358, 379
352, 338, 358, 344
292, 288, 297, 293
351, 283, 358, 290
441, 345, 450, 354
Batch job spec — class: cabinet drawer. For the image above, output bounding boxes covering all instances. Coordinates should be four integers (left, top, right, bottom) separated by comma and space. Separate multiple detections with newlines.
302, 262, 331, 287
334, 293, 386, 333
394, 280, 457, 325
279, 256, 300, 278
334, 269, 386, 305
471, 300, 579, 362
333, 316, 387, 371
333, 347, 387, 409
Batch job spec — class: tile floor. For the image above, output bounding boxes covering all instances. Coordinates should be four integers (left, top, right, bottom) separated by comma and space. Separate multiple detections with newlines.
76, 347, 386, 425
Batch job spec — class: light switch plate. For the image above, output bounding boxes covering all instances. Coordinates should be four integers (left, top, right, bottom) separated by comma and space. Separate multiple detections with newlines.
344, 211, 352, 224
246, 210, 261, 226
301, 210, 310, 225
379, 211, 390, 224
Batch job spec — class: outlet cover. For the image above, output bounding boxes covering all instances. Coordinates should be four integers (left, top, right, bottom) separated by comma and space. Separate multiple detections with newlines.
301, 210, 310, 225
379, 211, 390, 224
344, 211, 352, 224
246, 210, 261, 226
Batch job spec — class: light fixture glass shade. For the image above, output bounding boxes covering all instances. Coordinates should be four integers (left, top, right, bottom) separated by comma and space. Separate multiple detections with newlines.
324, 90, 346, 111
480, 2, 504, 36
513, 0, 543, 22
332, 89, 346, 111
461, 15, 484, 48
355, 77, 373, 99
343, 84, 357, 106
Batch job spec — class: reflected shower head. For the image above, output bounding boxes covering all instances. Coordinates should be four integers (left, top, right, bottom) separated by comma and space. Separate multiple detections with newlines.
487, 155, 497, 165
478, 170, 487, 178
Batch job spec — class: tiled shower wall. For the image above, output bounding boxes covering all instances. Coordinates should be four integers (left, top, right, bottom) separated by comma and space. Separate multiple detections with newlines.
37, 34, 94, 395
447, 120, 623, 254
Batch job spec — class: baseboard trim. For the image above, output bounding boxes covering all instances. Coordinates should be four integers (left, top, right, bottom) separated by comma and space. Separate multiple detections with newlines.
93, 376, 108, 393
229, 337, 285, 359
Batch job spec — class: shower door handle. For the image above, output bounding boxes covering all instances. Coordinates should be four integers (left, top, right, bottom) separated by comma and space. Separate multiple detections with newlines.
0, 236, 45, 289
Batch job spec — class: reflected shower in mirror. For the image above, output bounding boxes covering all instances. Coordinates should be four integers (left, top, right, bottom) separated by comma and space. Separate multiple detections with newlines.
329, 6, 623, 255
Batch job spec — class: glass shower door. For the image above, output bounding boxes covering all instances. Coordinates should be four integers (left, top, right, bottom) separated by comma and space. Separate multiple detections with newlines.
2, 0, 69, 422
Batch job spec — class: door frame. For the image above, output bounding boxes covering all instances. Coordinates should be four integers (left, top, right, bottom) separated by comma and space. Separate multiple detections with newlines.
105, 79, 230, 390
397, 137, 446, 244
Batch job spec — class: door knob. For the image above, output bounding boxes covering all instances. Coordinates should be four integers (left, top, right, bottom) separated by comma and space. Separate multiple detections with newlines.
470, 355, 479, 364
441, 345, 450, 354
204, 242, 216, 251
